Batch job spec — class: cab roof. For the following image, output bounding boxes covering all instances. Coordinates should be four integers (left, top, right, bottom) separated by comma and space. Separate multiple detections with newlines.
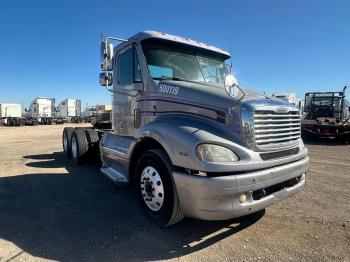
127, 31, 231, 58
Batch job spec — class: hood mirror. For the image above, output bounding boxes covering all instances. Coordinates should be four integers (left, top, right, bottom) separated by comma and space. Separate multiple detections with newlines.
225, 74, 239, 96
224, 74, 245, 101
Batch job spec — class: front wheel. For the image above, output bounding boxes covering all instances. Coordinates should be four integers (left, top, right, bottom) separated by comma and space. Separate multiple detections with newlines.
135, 149, 184, 227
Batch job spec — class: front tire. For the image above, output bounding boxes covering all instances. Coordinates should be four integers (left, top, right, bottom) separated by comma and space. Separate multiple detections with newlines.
135, 149, 184, 227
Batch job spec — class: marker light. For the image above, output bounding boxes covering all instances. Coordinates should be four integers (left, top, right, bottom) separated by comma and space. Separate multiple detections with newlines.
239, 194, 247, 203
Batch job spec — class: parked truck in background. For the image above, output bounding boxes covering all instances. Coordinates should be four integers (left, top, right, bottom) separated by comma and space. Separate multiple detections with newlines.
57, 99, 82, 123
272, 93, 298, 106
301, 86, 350, 142
25, 97, 63, 125
62, 31, 309, 226
91, 104, 112, 129
0, 103, 25, 126
82, 105, 97, 123
82, 104, 112, 129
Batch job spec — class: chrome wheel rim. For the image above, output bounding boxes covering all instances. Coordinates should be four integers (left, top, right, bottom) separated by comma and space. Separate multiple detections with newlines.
140, 166, 164, 212
71, 136, 78, 159
63, 133, 68, 152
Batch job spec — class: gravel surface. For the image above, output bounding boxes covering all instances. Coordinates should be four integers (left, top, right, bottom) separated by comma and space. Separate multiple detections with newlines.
0, 124, 349, 261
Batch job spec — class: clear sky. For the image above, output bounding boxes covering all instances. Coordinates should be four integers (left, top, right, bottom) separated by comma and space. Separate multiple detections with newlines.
0, 0, 349, 109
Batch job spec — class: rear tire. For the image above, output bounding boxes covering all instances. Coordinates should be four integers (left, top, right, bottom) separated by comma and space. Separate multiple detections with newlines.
71, 129, 89, 164
12, 118, 18, 126
33, 119, 39, 126
135, 149, 184, 227
19, 119, 25, 126
84, 129, 99, 144
8, 118, 13, 126
62, 127, 74, 157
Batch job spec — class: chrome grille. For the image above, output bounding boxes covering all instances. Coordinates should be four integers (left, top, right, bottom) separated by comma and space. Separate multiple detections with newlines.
253, 109, 301, 150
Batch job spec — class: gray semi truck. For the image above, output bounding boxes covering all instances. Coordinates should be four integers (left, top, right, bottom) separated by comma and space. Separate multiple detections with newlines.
62, 31, 309, 226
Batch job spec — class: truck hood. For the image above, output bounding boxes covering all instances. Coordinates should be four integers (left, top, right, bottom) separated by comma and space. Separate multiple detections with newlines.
153, 80, 286, 112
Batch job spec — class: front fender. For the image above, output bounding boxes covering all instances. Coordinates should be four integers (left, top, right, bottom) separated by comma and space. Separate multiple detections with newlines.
134, 113, 245, 171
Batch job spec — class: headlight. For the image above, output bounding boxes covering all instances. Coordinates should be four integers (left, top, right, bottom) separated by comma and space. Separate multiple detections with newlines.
196, 144, 239, 163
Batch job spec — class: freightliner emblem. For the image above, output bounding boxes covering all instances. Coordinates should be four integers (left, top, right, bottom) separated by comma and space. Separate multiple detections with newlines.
275, 107, 289, 113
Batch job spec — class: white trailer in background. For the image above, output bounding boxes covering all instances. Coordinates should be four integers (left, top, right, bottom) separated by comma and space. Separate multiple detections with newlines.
57, 99, 82, 123
0, 103, 25, 126
25, 97, 63, 125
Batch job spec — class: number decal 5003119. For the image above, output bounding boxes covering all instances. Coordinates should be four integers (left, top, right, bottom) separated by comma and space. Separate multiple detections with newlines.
158, 83, 179, 95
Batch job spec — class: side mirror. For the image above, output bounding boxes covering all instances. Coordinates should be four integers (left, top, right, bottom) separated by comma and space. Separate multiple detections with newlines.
99, 72, 113, 87
100, 42, 113, 71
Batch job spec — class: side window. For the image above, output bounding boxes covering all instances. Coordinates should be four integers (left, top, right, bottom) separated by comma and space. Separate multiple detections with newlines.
133, 48, 141, 82
118, 47, 142, 85
118, 48, 133, 85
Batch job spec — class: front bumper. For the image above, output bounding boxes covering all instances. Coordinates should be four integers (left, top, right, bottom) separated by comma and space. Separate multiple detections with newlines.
302, 123, 350, 137
172, 156, 309, 220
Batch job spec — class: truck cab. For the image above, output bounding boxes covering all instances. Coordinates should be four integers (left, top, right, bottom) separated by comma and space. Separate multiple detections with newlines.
57, 99, 82, 123
65, 31, 309, 226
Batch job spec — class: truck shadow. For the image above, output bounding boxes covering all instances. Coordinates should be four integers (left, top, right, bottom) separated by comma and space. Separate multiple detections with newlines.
0, 152, 264, 261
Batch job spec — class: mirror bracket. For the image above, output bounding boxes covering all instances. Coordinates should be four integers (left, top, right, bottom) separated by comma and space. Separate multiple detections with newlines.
99, 35, 129, 90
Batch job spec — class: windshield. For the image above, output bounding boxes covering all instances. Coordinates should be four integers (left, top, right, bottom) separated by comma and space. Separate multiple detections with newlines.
312, 97, 341, 110
142, 39, 230, 84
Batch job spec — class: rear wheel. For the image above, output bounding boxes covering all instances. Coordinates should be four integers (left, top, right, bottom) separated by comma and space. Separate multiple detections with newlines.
33, 119, 39, 126
84, 129, 99, 144
135, 149, 184, 227
62, 127, 74, 157
19, 119, 25, 126
85, 129, 100, 160
71, 129, 89, 164
12, 118, 18, 126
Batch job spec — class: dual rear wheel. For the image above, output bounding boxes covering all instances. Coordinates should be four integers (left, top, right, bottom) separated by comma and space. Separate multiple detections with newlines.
62, 127, 98, 163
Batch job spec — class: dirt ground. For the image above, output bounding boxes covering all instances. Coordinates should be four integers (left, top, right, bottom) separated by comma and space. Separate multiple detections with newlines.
0, 124, 349, 262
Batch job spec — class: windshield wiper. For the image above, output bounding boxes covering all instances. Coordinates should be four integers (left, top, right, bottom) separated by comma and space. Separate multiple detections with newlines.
153, 76, 221, 88
155, 75, 209, 85
152, 76, 187, 81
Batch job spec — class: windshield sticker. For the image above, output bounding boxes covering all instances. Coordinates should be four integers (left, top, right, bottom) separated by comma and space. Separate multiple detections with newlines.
158, 83, 179, 95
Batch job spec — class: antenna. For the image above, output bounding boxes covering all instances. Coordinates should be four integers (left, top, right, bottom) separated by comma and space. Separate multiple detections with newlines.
228, 36, 233, 73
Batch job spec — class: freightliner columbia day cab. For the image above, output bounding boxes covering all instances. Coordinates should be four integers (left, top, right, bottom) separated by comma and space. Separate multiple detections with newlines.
62, 31, 309, 226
